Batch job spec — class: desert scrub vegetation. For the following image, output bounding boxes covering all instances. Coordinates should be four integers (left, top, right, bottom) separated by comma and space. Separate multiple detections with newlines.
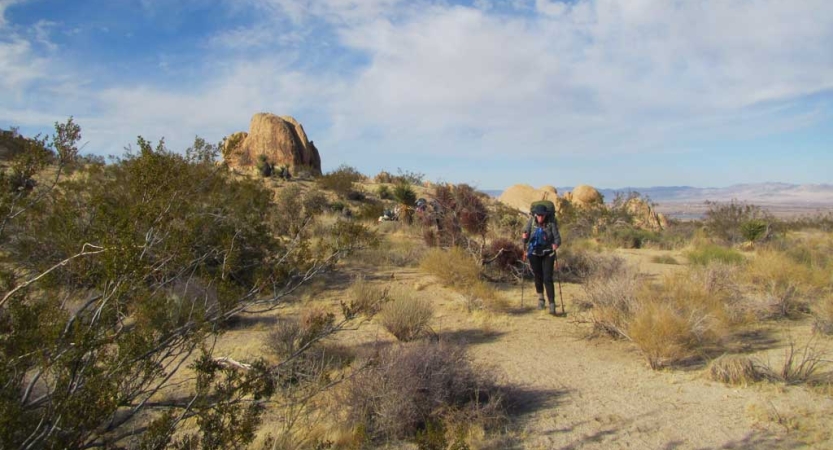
340, 341, 506, 446
686, 243, 746, 266
316, 164, 365, 198
741, 249, 826, 319
0, 122, 378, 448
703, 200, 774, 244
379, 287, 434, 341
420, 246, 501, 310
579, 258, 741, 369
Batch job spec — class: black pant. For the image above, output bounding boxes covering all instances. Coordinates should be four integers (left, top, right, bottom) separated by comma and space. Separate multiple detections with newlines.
529, 252, 556, 303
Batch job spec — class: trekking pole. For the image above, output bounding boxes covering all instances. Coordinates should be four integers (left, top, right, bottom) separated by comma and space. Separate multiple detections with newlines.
554, 250, 565, 316
519, 259, 525, 308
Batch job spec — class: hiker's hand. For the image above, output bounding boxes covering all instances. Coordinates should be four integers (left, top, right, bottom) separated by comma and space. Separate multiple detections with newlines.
522, 232, 528, 240
522, 253, 527, 262
552, 244, 558, 251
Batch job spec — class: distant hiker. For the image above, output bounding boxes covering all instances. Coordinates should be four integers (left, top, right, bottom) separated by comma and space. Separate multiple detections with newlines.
522, 203, 562, 314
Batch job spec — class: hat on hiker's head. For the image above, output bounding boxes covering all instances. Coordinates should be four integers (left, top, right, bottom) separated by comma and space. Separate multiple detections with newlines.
533, 204, 548, 215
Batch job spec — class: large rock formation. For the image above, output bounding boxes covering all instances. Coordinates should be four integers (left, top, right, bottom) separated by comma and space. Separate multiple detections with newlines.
563, 184, 604, 208
498, 184, 561, 213
223, 113, 322, 175
625, 197, 668, 231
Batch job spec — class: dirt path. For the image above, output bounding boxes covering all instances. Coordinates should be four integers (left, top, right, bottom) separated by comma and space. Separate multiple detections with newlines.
376, 248, 833, 449
223, 246, 833, 449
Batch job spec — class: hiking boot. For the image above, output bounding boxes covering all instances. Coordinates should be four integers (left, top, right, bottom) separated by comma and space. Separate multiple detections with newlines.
538, 298, 545, 310
549, 302, 557, 315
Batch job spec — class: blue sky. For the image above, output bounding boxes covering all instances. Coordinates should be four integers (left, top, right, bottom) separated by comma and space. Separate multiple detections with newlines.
1, 0, 831, 190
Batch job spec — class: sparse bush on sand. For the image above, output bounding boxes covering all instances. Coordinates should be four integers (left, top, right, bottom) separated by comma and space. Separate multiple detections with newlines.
379, 290, 434, 342
706, 355, 765, 386
341, 341, 505, 444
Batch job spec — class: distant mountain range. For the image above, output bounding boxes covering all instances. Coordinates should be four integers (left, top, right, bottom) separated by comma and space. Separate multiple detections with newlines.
484, 183, 833, 205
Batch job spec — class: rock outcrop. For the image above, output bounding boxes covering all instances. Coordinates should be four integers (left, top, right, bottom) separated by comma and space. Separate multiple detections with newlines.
223, 113, 321, 175
625, 197, 668, 231
563, 184, 604, 208
498, 184, 561, 213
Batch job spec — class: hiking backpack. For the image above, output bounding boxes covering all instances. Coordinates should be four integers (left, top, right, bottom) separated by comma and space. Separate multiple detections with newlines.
525, 200, 557, 256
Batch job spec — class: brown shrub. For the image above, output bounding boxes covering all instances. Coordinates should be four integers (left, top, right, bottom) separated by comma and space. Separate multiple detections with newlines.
379, 291, 433, 342
341, 341, 505, 443
706, 355, 764, 386
812, 294, 833, 336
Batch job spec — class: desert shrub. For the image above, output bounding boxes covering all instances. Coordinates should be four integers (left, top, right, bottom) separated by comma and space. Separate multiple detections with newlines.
302, 188, 329, 215
578, 260, 642, 338
316, 164, 364, 198
275, 184, 307, 236
256, 153, 274, 177
330, 201, 345, 212
601, 226, 660, 249
483, 238, 523, 275
651, 255, 678, 264
487, 202, 526, 237
0, 125, 377, 449
374, 170, 395, 184
393, 182, 417, 205
379, 292, 433, 342
628, 272, 734, 369
420, 247, 482, 290
346, 188, 366, 202
703, 200, 772, 244
423, 184, 490, 248
742, 250, 822, 319
706, 355, 765, 386
355, 200, 386, 222
342, 341, 504, 443
759, 340, 831, 385
580, 261, 737, 368
686, 244, 746, 266
740, 219, 769, 243
377, 184, 393, 200
265, 310, 336, 360
812, 294, 833, 335
344, 276, 389, 318
559, 249, 625, 284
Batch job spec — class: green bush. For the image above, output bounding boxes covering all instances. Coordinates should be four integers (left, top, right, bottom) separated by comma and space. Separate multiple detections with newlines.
377, 184, 393, 200
0, 124, 377, 448
687, 244, 746, 266
703, 200, 772, 244
316, 164, 364, 198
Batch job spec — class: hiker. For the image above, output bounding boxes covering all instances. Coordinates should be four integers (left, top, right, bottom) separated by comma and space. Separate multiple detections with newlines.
522, 204, 562, 314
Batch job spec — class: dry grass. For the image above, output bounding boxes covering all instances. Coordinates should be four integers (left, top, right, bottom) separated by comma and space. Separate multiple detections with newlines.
650, 254, 679, 265
420, 246, 482, 288
743, 250, 821, 319
343, 275, 389, 318
812, 294, 833, 336
378, 288, 434, 342
578, 260, 642, 338
420, 246, 503, 311
346, 235, 425, 268
759, 340, 831, 386
705, 355, 765, 386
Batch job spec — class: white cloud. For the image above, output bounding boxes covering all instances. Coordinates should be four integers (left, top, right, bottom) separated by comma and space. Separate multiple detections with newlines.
0, 0, 26, 28
535, 0, 567, 17
0, 36, 48, 92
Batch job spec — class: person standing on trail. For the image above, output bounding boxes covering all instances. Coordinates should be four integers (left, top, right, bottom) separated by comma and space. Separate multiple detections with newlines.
522, 204, 562, 314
